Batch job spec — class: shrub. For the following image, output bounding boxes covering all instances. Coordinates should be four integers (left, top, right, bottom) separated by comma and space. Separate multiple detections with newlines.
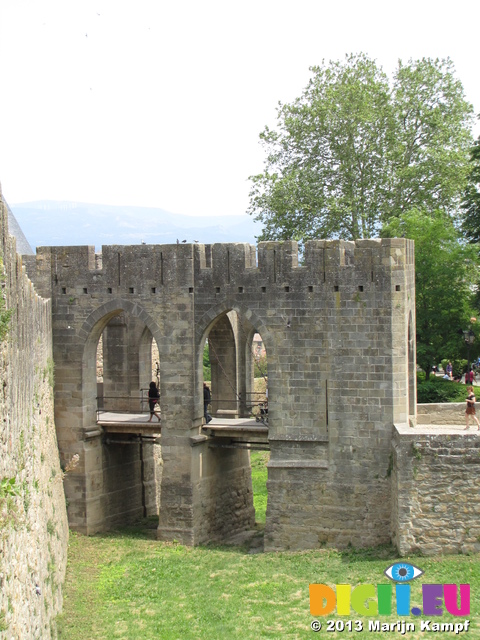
417, 377, 474, 403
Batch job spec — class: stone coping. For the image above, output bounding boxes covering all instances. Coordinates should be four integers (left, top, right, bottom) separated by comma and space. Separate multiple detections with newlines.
395, 422, 477, 435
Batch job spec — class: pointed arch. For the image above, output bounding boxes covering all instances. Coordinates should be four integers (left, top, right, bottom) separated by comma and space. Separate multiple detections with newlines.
79, 299, 163, 426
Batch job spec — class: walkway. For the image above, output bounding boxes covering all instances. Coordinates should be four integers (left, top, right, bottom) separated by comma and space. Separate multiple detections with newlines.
96, 413, 269, 448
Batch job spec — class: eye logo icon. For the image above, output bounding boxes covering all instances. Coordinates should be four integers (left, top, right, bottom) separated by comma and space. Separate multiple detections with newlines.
384, 562, 424, 582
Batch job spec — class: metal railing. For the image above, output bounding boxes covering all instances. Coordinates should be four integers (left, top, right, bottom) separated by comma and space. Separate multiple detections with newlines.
96, 389, 159, 421
96, 391, 268, 423
206, 392, 268, 424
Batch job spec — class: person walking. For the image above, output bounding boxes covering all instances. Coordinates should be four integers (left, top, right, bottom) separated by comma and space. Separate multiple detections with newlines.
147, 381, 161, 422
203, 382, 212, 424
465, 386, 480, 430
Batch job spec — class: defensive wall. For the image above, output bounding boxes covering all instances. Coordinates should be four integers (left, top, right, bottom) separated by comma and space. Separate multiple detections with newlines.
23, 237, 421, 551
3, 194, 480, 638
0, 193, 68, 639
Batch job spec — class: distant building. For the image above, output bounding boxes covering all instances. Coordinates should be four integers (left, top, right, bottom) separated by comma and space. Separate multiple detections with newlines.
253, 333, 266, 357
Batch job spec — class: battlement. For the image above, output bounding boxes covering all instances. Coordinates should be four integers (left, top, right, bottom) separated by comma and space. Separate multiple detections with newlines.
29, 239, 414, 297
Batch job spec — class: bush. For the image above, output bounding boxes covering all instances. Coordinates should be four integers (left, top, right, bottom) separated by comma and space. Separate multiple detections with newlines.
417, 377, 474, 403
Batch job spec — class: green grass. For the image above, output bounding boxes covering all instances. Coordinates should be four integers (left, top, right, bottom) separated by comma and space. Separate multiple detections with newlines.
251, 450, 269, 524
56, 455, 480, 640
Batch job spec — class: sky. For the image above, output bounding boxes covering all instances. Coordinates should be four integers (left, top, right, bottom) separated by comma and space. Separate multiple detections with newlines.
1, 0, 479, 218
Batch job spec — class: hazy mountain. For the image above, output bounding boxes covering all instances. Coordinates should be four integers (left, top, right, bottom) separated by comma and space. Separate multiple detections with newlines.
10, 201, 264, 251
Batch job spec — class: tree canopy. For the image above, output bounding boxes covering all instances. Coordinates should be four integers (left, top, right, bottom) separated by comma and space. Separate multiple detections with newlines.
249, 54, 474, 245
462, 132, 480, 244
382, 209, 479, 375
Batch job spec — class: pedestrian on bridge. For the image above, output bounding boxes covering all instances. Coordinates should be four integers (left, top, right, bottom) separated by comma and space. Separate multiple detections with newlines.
148, 381, 161, 422
203, 382, 212, 424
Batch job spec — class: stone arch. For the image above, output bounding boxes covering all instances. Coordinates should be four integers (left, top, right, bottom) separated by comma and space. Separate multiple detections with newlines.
196, 302, 274, 424
80, 299, 162, 427
138, 325, 160, 392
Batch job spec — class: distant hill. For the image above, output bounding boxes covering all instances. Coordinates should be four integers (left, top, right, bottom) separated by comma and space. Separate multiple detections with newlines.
9, 201, 264, 251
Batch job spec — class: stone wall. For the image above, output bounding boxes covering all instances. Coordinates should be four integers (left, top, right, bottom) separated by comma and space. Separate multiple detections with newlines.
392, 423, 480, 555
0, 194, 68, 638
23, 238, 415, 550
417, 402, 465, 425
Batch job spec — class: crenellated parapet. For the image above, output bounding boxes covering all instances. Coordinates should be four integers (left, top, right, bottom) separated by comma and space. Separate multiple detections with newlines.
24, 238, 414, 302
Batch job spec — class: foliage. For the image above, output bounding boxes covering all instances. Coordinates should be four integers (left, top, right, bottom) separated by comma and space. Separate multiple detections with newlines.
0, 477, 21, 532
203, 341, 211, 381
462, 133, 480, 244
382, 209, 479, 376
248, 54, 474, 246
253, 354, 268, 379
417, 377, 475, 404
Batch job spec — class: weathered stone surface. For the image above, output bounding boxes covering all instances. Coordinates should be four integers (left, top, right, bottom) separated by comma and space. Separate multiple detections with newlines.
0, 194, 68, 639
392, 424, 480, 556
23, 237, 416, 551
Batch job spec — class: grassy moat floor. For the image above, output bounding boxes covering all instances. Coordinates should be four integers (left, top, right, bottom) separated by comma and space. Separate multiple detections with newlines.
56, 452, 480, 640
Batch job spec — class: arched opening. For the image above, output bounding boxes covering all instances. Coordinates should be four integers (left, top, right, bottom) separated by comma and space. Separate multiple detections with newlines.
200, 308, 270, 532
82, 307, 162, 527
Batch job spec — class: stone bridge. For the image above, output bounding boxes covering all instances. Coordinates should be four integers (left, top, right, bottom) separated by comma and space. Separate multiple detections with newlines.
24, 238, 417, 551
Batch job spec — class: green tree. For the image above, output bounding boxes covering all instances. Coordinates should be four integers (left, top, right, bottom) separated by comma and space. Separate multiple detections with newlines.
203, 341, 211, 381
249, 55, 474, 245
461, 133, 480, 244
382, 209, 478, 376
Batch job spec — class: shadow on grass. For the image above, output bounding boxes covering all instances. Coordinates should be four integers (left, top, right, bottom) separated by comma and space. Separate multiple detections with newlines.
97, 517, 403, 564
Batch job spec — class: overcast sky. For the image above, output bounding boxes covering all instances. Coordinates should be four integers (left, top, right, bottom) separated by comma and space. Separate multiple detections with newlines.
1, 0, 479, 218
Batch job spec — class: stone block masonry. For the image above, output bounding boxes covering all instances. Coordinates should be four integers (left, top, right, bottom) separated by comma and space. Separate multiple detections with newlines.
0, 191, 68, 639
23, 237, 417, 551
392, 424, 480, 555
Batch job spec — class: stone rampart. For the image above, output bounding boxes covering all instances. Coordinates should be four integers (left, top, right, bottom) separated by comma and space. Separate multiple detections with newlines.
23, 237, 416, 551
392, 423, 480, 555
0, 194, 68, 639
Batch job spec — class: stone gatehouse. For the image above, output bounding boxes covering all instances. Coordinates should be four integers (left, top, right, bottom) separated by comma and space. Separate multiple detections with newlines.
22, 238, 419, 551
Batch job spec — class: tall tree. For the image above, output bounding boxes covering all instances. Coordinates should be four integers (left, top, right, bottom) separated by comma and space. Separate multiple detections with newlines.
249, 55, 474, 245
382, 209, 478, 376
461, 133, 480, 243
391, 58, 474, 217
